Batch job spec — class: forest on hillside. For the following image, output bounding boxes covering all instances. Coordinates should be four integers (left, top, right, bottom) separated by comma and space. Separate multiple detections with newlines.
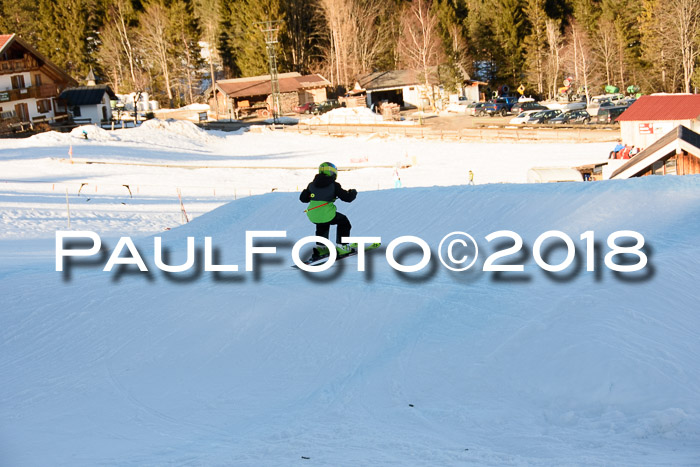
1, 0, 698, 107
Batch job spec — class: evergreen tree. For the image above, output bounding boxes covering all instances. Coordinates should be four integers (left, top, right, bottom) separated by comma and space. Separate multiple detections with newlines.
168, 0, 202, 105
35, 0, 104, 78
464, 0, 496, 83
0, 0, 42, 44
218, 0, 284, 77
489, 0, 527, 85
433, 0, 470, 91
279, 0, 322, 74
523, 0, 548, 94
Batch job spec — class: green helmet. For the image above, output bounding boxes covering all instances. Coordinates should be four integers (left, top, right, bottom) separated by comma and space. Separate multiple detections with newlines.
318, 162, 337, 177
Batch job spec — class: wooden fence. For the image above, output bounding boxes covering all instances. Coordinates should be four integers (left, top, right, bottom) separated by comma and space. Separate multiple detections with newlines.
270, 123, 619, 143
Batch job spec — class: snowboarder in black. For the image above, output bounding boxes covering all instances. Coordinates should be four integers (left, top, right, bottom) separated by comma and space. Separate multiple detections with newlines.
300, 162, 357, 260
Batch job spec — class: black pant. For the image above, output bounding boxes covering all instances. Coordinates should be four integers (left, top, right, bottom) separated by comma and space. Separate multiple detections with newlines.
315, 212, 351, 244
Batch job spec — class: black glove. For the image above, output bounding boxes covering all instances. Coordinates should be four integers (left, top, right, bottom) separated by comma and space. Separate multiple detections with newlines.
349, 189, 357, 197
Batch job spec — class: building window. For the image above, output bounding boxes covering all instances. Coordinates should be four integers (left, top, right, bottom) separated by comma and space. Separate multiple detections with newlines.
652, 161, 664, 175
71, 106, 81, 117
664, 158, 677, 175
34, 74, 43, 87
11, 75, 25, 89
37, 99, 52, 114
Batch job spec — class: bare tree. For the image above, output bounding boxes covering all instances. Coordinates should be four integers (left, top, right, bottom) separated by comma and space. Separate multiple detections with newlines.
545, 19, 563, 99
139, 0, 173, 106
399, 0, 443, 110
318, 0, 353, 87
97, 21, 126, 92
667, 0, 700, 93
111, 0, 140, 90
352, 0, 392, 75
563, 21, 598, 104
593, 19, 617, 88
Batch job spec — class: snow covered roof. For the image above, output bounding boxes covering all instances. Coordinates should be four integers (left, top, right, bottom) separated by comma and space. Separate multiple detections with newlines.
610, 125, 700, 179
357, 69, 440, 91
215, 73, 331, 99
59, 85, 117, 106
616, 95, 700, 122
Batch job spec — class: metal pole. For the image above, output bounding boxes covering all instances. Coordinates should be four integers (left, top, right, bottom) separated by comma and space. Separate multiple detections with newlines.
255, 20, 282, 124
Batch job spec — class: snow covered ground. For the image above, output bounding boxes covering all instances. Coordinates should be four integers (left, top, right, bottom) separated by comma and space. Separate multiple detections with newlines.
0, 120, 610, 239
1, 121, 699, 465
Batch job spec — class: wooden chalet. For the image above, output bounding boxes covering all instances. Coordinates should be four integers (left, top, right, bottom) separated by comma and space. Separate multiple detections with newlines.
0, 34, 77, 127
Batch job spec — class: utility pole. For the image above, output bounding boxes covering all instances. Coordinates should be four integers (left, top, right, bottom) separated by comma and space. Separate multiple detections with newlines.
255, 20, 282, 123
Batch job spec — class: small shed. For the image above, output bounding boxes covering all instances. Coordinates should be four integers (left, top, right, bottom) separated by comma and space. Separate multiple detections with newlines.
356, 68, 486, 110
616, 94, 700, 149
610, 125, 700, 179
58, 85, 117, 123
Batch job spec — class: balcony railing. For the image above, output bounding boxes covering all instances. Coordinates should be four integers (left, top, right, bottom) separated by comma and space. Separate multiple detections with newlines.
0, 56, 40, 75
0, 85, 58, 103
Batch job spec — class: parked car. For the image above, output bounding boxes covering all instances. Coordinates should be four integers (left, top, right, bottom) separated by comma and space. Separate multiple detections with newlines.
483, 96, 519, 116
313, 99, 342, 115
596, 105, 629, 124
294, 102, 316, 114
587, 99, 618, 117
510, 101, 547, 115
548, 109, 591, 124
509, 110, 541, 124
525, 109, 563, 124
466, 102, 486, 116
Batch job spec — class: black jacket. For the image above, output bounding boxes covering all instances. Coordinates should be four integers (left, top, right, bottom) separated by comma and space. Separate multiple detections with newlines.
299, 173, 357, 203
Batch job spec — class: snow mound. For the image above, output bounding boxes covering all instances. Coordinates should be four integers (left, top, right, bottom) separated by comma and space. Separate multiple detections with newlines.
133, 118, 218, 145
28, 130, 71, 144
304, 107, 414, 125
182, 103, 210, 111
70, 125, 117, 142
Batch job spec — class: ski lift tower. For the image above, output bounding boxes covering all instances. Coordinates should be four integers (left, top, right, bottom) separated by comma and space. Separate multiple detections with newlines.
255, 20, 282, 123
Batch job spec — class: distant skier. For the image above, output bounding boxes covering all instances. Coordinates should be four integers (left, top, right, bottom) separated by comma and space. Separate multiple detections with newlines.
300, 162, 357, 260
468, 170, 475, 185
393, 166, 402, 188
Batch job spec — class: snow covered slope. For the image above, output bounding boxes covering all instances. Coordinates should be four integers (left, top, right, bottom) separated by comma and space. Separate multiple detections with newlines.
2, 176, 700, 465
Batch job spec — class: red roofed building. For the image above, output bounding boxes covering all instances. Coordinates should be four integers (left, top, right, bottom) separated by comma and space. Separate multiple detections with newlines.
1, 33, 77, 126
208, 72, 331, 118
616, 94, 700, 148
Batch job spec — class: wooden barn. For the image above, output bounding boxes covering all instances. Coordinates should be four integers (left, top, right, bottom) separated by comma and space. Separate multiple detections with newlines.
208, 72, 331, 119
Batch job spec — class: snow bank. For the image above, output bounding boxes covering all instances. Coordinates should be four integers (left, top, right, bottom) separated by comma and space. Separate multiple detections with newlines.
263, 116, 298, 124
